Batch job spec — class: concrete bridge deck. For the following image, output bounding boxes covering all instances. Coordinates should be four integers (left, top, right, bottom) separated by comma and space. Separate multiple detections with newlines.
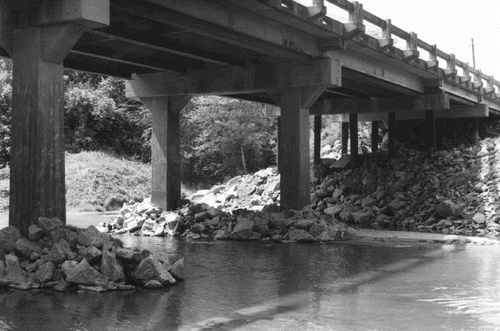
1, 0, 499, 234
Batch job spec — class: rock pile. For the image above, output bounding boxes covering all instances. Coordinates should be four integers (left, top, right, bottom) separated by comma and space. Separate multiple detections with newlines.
0, 217, 184, 291
103, 198, 355, 242
313, 139, 500, 237
104, 137, 500, 239
186, 167, 281, 212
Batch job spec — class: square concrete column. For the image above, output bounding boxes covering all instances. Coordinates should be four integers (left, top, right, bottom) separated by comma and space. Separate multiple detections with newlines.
278, 89, 311, 210
141, 96, 190, 210
10, 27, 69, 232
314, 115, 322, 165
2, 0, 109, 235
341, 122, 349, 155
388, 112, 396, 156
371, 121, 379, 154
349, 113, 358, 166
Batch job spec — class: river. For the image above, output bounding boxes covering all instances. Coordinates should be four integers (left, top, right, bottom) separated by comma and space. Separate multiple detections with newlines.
2, 226, 500, 330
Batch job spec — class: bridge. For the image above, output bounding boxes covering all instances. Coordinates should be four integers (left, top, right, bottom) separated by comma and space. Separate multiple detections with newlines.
1, 0, 499, 235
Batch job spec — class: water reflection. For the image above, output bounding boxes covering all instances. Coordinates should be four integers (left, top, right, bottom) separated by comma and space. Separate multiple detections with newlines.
1, 237, 500, 330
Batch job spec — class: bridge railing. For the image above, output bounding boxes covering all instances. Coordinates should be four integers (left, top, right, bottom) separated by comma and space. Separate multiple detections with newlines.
290, 0, 500, 100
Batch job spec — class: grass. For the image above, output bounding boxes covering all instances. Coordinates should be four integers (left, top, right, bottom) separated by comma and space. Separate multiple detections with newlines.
0, 151, 152, 212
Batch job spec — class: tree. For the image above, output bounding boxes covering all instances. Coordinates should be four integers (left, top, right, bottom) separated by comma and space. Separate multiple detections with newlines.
181, 96, 277, 185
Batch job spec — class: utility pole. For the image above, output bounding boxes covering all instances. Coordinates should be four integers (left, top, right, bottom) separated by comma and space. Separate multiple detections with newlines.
471, 38, 476, 68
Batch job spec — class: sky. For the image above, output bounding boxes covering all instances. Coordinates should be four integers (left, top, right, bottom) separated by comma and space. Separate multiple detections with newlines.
297, 0, 500, 80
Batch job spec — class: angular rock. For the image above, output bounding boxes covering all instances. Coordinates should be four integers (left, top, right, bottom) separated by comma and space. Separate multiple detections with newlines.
48, 228, 78, 246
230, 216, 254, 240
170, 258, 185, 280
388, 198, 407, 213
101, 251, 125, 283
252, 224, 270, 237
35, 262, 56, 283
78, 285, 107, 293
145, 280, 163, 288
140, 219, 160, 236
37, 217, 63, 233
214, 227, 230, 240
77, 226, 107, 248
361, 197, 377, 209
66, 259, 107, 286
0, 226, 22, 254
332, 188, 343, 201
324, 205, 343, 218
309, 223, 326, 238
473, 213, 486, 224
28, 225, 44, 241
351, 209, 374, 224
54, 280, 72, 291
191, 223, 206, 234
116, 248, 150, 263
61, 260, 79, 277
131, 256, 176, 285
434, 200, 457, 218
43, 243, 67, 265
288, 229, 313, 242
293, 219, 316, 231
82, 246, 102, 264
4, 254, 27, 285
15, 238, 42, 259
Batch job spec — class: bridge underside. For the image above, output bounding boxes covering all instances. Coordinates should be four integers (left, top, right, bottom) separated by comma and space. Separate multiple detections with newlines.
2, 0, 500, 234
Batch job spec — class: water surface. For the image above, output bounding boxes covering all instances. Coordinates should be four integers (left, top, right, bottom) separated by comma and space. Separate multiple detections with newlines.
1, 234, 500, 330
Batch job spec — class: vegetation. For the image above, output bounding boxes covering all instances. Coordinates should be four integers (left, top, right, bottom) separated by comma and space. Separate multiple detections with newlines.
181, 96, 276, 186
0, 151, 151, 212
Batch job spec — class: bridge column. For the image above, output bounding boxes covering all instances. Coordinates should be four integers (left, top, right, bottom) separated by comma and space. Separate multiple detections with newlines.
388, 112, 396, 156
314, 115, 322, 165
425, 110, 437, 151
276, 87, 324, 210
371, 121, 379, 154
0, 0, 109, 235
471, 117, 480, 145
436, 119, 446, 150
349, 113, 359, 166
141, 97, 191, 210
341, 122, 349, 155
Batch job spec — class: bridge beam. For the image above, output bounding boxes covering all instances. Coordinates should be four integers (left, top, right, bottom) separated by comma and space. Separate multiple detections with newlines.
0, 0, 109, 236
127, 59, 340, 97
141, 96, 191, 211
310, 93, 449, 115
327, 103, 488, 122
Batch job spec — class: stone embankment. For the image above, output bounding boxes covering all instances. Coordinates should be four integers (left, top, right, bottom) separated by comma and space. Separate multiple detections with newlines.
0, 217, 184, 291
102, 137, 500, 241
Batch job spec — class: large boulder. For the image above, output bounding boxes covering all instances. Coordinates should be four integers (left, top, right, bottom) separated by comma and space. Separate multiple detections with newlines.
288, 229, 314, 242
0, 226, 22, 254
42, 242, 67, 265
77, 226, 107, 248
230, 216, 254, 240
4, 254, 27, 285
116, 248, 150, 263
101, 251, 125, 283
131, 256, 176, 286
37, 217, 63, 233
81, 246, 102, 264
434, 200, 457, 218
66, 258, 107, 286
15, 238, 42, 259
169, 258, 185, 280
34, 262, 56, 283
